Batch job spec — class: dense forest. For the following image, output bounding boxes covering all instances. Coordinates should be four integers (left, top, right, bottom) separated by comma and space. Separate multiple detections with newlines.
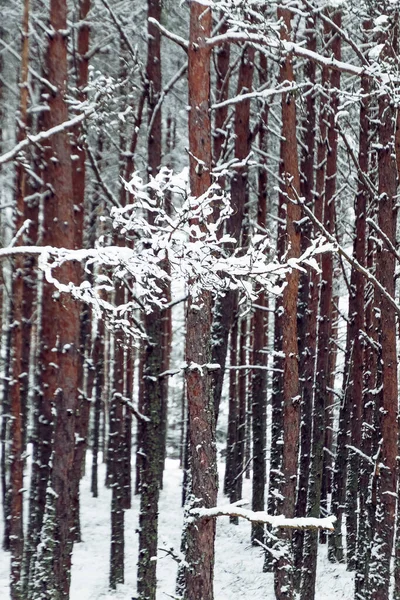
0, 0, 400, 599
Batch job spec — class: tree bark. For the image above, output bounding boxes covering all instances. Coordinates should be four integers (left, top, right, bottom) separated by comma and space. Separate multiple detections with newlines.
301, 11, 340, 598
9, 0, 30, 595
369, 70, 398, 600
177, 5, 218, 600
274, 7, 302, 600
30, 0, 81, 597
293, 13, 318, 581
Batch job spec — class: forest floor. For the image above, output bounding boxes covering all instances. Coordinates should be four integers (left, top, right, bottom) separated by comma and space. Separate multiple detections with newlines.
0, 455, 353, 599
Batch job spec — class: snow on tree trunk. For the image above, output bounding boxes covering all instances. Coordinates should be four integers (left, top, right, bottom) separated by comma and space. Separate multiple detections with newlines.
273, 7, 302, 600
301, 11, 340, 599
177, 4, 218, 600
30, 0, 81, 596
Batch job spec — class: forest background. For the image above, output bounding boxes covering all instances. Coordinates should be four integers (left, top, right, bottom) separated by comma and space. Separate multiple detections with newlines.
0, 1, 400, 600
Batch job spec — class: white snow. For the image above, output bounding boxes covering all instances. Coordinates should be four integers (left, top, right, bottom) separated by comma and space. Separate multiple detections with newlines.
0, 456, 354, 599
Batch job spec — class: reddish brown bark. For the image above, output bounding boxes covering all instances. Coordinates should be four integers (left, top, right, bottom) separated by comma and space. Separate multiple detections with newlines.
211, 42, 254, 422
9, 1, 30, 596
369, 90, 398, 600
294, 16, 318, 575
302, 15, 340, 597
274, 8, 302, 600
36, 0, 81, 595
351, 69, 372, 594
70, 1, 91, 538
178, 5, 218, 600
344, 70, 368, 569
251, 78, 268, 543
213, 16, 230, 166
136, 3, 166, 597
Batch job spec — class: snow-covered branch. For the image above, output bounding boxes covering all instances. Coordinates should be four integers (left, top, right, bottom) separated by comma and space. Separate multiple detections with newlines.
148, 17, 189, 52
189, 502, 336, 531
211, 81, 311, 110
0, 170, 331, 340
293, 191, 400, 319
0, 107, 94, 166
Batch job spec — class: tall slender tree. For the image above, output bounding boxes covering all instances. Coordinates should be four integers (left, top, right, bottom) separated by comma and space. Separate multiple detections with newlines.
9, 1, 31, 596
274, 6, 302, 599
177, 4, 218, 600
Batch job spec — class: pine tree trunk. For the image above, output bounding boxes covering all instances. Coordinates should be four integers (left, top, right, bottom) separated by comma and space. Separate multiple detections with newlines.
251, 93, 268, 541
274, 8, 302, 599
293, 16, 317, 578
301, 12, 340, 598
30, 1, 81, 596
91, 318, 105, 498
70, 0, 91, 545
211, 43, 254, 423
9, 0, 30, 595
224, 318, 238, 499
369, 76, 398, 600
344, 69, 368, 571
177, 5, 217, 600
136, 2, 165, 596
109, 287, 126, 588
355, 283, 378, 599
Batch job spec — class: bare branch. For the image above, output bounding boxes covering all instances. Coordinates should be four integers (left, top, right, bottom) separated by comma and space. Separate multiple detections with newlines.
86, 143, 121, 208
207, 31, 367, 78
148, 17, 189, 52
292, 189, 400, 319
147, 63, 188, 140
0, 38, 58, 93
100, 0, 138, 62
212, 81, 311, 110
0, 108, 94, 166
301, 0, 369, 66
117, 394, 150, 423
367, 217, 400, 262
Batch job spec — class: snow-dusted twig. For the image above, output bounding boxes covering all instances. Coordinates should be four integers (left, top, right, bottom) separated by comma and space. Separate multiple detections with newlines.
0, 108, 94, 166
148, 17, 189, 52
346, 445, 374, 465
0, 38, 57, 94
86, 143, 121, 208
300, 0, 369, 66
366, 217, 400, 263
9, 219, 32, 248
226, 364, 282, 372
100, 0, 138, 63
158, 546, 183, 565
116, 394, 150, 423
212, 81, 310, 110
189, 503, 336, 531
207, 31, 366, 77
292, 189, 400, 319
148, 63, 188, 139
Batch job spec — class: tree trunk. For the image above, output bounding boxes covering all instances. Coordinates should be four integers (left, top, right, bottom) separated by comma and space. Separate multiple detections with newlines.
344, 70, 368, 571
293, 13, 317, 580
369, 72, 398, 600
91, 317, 105, 498
9, 0, 30, 595
177, 5, 218, 600
301, 11, 340, 598
70, 0, 91, 545
29, 0, 81, 596
274, 7, 302, 600
211, 42, 254, 423
251, 95, 268, 540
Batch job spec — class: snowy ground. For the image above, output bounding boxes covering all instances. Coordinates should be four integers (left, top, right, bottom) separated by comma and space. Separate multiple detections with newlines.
0, 456, 353, 599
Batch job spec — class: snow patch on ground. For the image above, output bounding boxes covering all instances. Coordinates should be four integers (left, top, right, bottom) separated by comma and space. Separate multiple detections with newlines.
0, 456, 354, 599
